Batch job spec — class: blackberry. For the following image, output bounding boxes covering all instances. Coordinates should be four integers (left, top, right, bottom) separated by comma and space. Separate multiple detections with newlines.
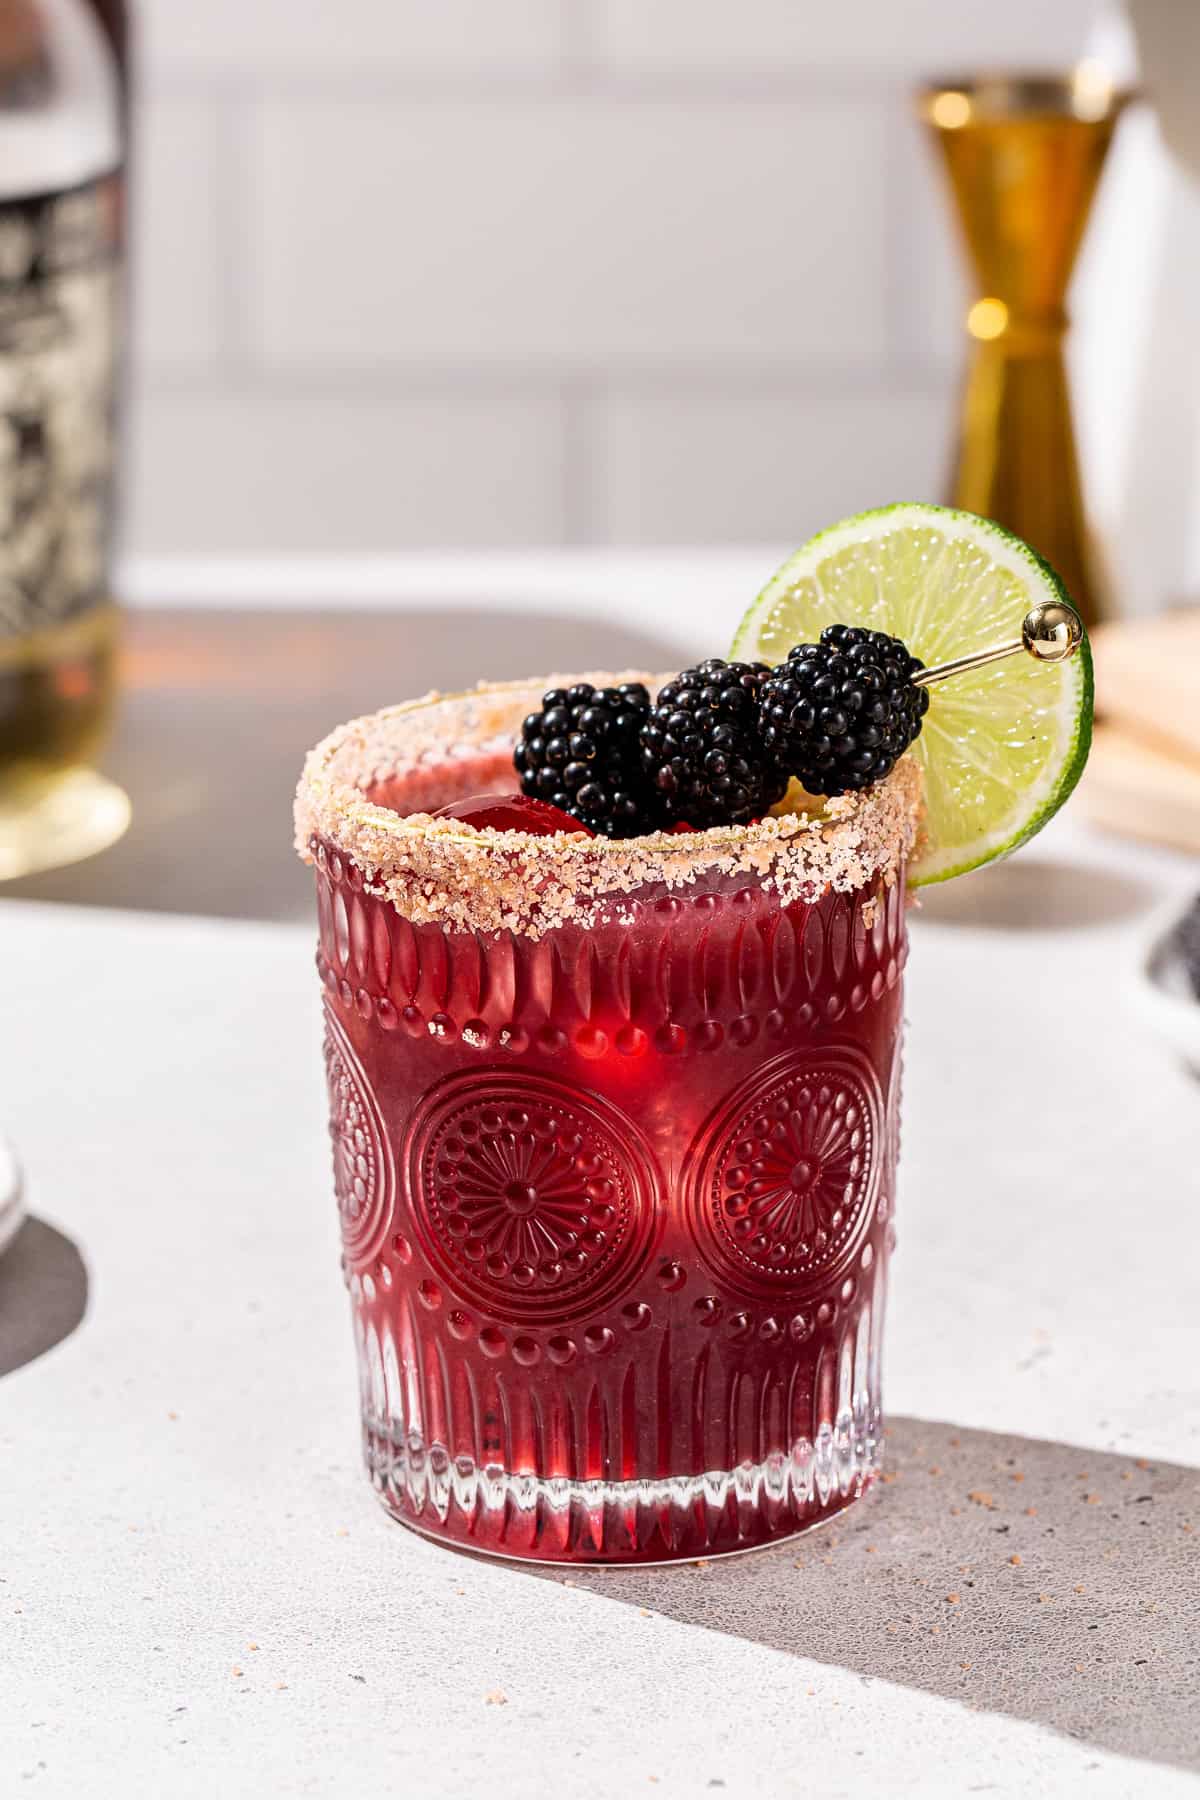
513, 681, 652, 837
639, 658, 787, 828
760, 624, 929, 797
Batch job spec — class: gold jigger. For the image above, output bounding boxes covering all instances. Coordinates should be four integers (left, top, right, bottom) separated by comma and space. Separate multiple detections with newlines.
918, 71, 1133, 629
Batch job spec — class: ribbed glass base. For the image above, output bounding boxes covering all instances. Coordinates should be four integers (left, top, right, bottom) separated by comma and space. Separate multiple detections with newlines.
364, 1414, 881, 1564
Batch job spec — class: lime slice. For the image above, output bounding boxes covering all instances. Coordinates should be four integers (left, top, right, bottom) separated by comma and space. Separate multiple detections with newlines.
731, 504, 1093, 885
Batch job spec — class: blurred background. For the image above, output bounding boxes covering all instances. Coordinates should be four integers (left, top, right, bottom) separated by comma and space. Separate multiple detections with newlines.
110, 0, 1200, 623
2, 0, 1199, 925
127, 0, 1118, 559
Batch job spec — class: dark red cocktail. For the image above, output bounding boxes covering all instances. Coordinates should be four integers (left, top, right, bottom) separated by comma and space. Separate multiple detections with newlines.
296, 677, 919, 1562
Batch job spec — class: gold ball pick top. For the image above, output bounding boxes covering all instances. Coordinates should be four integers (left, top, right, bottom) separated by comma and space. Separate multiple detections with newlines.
909, 601, 1084, 689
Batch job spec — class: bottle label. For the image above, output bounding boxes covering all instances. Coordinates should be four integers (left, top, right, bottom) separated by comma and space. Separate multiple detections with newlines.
0, 172, 120, 640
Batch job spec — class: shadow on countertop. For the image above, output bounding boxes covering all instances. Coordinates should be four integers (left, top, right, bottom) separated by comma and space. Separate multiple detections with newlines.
0, 1216, 88, 1377
913, 856, 1154, 931
530, 1417, 1200, 1775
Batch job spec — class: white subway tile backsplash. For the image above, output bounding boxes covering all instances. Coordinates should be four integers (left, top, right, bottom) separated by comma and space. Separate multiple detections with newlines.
123, 0, 1115, 556
140, 0, 565, 79
249, 96, 889, 367
133, 97, 227, 368
588, 0, 1103, 75
127, 382, 566, 552
592, 377, 953, 544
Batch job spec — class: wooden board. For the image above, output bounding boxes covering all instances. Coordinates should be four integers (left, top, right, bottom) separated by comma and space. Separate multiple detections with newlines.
1078, 721, 1200, 854
1091, 609, 1200, 759
1077, 611, 1200, 852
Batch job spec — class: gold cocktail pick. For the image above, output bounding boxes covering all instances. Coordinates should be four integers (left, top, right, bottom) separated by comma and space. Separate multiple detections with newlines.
910, 601, 1083, 690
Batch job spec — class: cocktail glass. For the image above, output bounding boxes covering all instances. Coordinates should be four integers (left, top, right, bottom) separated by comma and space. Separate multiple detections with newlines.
296, 676, 920, 1564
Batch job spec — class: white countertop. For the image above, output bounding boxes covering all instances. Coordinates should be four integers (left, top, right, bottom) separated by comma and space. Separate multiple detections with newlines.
2, 816, 1199, 1798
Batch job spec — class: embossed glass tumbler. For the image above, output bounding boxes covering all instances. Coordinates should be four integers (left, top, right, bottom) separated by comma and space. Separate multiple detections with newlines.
295, 678, 919, 1564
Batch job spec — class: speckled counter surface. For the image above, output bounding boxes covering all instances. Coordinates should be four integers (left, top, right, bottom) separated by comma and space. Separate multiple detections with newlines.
2, 819, 1198, 1798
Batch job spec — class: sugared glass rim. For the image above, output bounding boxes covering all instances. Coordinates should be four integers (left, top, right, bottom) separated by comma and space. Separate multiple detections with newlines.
294, 675, 921, 938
